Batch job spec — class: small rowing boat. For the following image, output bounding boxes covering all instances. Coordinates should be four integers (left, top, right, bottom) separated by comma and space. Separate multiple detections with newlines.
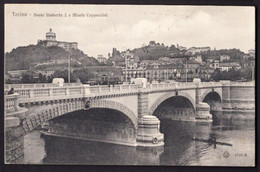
192, 137, 232, 147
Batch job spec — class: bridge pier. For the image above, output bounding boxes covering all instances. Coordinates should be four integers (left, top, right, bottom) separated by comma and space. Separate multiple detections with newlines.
136, 92, 164, 147
194, 81, 212, 122
220, 81, 232, 110
5, 94, 28, 164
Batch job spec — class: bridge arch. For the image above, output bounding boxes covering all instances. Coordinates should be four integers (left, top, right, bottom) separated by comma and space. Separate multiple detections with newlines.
201, 89, 222, 103
202, 90, 222, 111
22, 99, 137, 134
149, 92, 196, 115
87, 100, 137, 128
22, 100, 85, 134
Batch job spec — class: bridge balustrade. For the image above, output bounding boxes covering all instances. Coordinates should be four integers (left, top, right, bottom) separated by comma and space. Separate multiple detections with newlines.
14, 89, 30, 98
63, 83, 82, 87
89, 86, 100, 93
100, 85, 110, 92
53, 88, 67, 96
230, 81, 255, 86
34, 89, 50, 97
113, 85, 121, 92
5, 83, 60, 90
120, 85, 131, 90
69, 87, 82, 94
8, 81, 254, 101
5, 94, 19, 113
129, 84, 140, 90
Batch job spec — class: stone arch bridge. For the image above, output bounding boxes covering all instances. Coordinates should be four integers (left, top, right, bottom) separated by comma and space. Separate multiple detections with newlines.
5, 81, 255, 163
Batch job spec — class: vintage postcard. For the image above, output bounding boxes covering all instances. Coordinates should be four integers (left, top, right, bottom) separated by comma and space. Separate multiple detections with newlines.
4, 4, 255, 166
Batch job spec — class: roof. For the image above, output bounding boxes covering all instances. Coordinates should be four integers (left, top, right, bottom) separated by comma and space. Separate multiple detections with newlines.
146, 64, 183, 70
219, 63, 239, 67
42, 40, 78, 44
46, 29, 56, 36
187, 59, 201, 64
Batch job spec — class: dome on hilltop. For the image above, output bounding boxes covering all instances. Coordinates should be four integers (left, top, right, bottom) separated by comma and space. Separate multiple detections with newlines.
46, 28, 56, 40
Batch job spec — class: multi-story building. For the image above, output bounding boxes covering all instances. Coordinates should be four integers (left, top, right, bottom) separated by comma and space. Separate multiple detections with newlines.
122, 51, 140, 69
190, 55, 202, 63
248, 49, 255, 58
38, 29, 78, 51
220, 55, 231, 62
7, 70, 27, 78
219, 62, 241, 71
186, 47, 211, 55
36, 70, 55, 77
122, 59, 214, 82
212, 60, 220, 69
97, 55, 107, 64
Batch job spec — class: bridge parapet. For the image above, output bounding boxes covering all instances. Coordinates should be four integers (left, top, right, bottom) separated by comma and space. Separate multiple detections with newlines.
5, 83, 82, 90
230, 81, 255, 87
5, 94, 28, 164
5, 93, 20, 113
198, 82, 222, 88
146, 82, 196, 90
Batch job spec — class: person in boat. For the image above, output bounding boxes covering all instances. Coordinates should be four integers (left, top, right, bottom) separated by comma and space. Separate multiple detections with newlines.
209, 137, 216, 143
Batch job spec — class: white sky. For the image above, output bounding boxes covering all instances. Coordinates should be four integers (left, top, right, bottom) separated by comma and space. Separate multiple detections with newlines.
5, 4, 255, 58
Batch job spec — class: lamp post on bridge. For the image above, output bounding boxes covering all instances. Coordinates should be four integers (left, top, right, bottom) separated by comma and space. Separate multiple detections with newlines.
183, 58, 187, 82
67, 50, 71, 83
185, 58, 188, 82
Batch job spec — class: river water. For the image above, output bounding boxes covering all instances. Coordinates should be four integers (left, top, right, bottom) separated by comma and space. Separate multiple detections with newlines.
24, 111, 255, 166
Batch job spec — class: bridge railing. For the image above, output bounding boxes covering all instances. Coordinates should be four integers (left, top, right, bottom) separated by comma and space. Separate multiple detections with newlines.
5, 83, 83, 91
198, 82, 222, 88
4, 93, 20, 113
145, 82, 196, 90
5, 83, 60, 90
13, 86, 84, 98
9, 81, 253, 101
230, 81, 255, 87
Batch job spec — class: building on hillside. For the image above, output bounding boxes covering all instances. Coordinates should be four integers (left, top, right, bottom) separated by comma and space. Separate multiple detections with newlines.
178, 46, 187, 51
122, 59, 214, 82
212, 60, 220, 69
219, 62, 241, 71
158, 57, 171, 62
220, 55, 231, 62
186, 47, 211, 55
37, 29, 78, 51
140, 60, 154, 67
190, 55, 203, 63
248, 49, 255, 58
243, 54, 250, 60
149, 41, 156, 46
36, 70, 55, 77
7, 70, 27, 77
122, 51, 140, 69
97, 55, 107, 64
186, 59, 201, 69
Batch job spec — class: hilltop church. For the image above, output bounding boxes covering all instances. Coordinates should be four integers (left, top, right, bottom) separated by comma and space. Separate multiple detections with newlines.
37, 29, 78, 51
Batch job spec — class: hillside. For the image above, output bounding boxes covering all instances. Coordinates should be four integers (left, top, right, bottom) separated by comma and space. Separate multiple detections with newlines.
107, 41, 247, 63
131, 44, 182, 60
107, 42, 186, 63
5, 44, 99, 70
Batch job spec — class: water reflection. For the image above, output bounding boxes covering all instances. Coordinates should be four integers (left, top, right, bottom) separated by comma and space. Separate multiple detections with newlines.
24, 111, 255, 166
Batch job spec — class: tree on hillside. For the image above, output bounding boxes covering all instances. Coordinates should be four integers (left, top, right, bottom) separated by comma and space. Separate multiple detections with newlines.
73, 69, 92, 82
211, 68, 222, 81
5, 44, 100, 71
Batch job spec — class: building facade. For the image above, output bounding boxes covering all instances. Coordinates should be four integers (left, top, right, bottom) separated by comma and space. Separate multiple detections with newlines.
248, 49, 255, 58
220, 55, 231, 62
38, 29, 78, 51
97, 55, 107, 64
122, 59, 214, 82
186, 47, 211, 55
